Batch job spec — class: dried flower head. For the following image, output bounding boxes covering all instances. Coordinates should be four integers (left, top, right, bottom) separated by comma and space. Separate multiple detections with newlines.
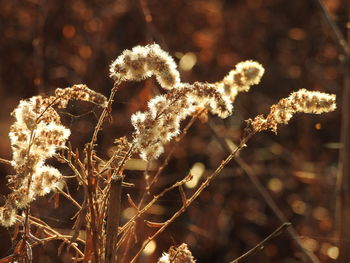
1, 85, 107, 227
250, 89, 336, 133
132, 82, 233, 160
110, 44, 180, 90
109, 44, 263, 160
181, 82, 233, 119
0, 203, 16, 227
31, 166, 63, 197
289, 88, 336, 114
54, 84, 108, 108
9, 96, 70, 171
157, 243, 196, 263
131, 92, 191, 160
220, 60, 264, 101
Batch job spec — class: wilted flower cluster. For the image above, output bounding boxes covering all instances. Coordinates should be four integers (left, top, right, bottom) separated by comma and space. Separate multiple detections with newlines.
131, 91, 192, 160
157, 243, 196, 263
0, 85, 107, 227
9, 96, 66, 169
110, 44, 265, 160
219, 60, 265, 101
110, 44, 180, 90
54, 84, 108, 108
250, 89, 337, 133
132, 82, 235, 160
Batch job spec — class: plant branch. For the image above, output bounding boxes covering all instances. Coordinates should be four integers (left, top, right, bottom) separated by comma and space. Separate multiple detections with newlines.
85, 144, 100, 263
313, 0, 350, 56
207, 120, 321, 263
105, 175, 123, 263
56, 187, 82, 210
90, 81, 120, 148
229, 222, 291, 263
336, 2, 350, 262
118, 174, 192, 237
137, 111, 201, 208
130, 131, 255, 263
0, 158, 13, 166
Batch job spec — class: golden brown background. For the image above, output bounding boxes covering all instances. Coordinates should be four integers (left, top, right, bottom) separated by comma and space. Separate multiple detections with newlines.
0, 0, 347, 262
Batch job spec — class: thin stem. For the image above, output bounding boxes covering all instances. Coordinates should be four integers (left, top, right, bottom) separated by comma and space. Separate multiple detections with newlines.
149, 112, 201, 190
336, 2, 350, 262
130, 132, 254, 263
21, 128, 38, 256
56, 152, 87, 186
229, 222, 291, 263
0, 158, 13, 166
119, 175, 191, 236
137, 161, 150, 209
208, 120, 321, 263
313, 0, 350, 56
56, 188, 82, 210
137, 111, 202, 209
120, 223, 136, 263
25, 215, 85, 257
90, 81, 120, 148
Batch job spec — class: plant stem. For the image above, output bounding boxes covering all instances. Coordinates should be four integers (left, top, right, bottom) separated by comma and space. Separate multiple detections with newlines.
208, 120, 321, 263
229, 222, 291, 263
86, 144, 100, 263
130, 132, 254, 263
105, 175, 123, 263
313, 0, 350, 56
0, 158, 13, 166
90, 81, 120, 148
336, 2, 350, 262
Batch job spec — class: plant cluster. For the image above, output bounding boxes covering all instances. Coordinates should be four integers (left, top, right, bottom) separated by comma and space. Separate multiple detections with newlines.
0, 44, 336, 263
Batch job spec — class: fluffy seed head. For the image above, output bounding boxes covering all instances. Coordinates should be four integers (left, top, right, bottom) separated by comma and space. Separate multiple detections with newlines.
54, 84, 108, 108
221, 60, 264, 101
0, 204, 16, 227
112, 44, 264, 159
132, 82, 233, 160
31, 166, 63, 196
250, 89, 336, 133
2, 85, 106, 227
157, 243, 196, 263
110, 44, 180, 90
289, 89, 336, 114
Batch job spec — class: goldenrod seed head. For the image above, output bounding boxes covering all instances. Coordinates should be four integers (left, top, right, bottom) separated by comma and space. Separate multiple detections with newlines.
157, 243, 196, 263
0, 204, 16, 227
110, 44, 181, 90
289, 89, 336, 114
221, 60, 265, 101
250, 89, 336, 133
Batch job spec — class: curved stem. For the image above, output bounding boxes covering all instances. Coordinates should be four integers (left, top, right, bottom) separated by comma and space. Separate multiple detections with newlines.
130, 132, 254, 263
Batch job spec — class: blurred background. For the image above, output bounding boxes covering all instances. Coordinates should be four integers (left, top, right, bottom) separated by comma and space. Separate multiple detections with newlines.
0, 0, 348, 262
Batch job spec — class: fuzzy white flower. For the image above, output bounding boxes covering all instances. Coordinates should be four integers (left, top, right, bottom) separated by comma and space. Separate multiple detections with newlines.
221, 60, 264, 101
110, 44, 181, 90
250, 89, 337, 133
1, 85, 107, 227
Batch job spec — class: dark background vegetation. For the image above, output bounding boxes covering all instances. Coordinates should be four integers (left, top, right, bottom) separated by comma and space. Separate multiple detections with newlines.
0, 0, 348, 262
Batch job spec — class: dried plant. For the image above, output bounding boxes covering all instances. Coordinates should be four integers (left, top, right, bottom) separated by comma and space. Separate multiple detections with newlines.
157, 243, 196, 263
249, 88, 336, 133
0, 44, 336, 263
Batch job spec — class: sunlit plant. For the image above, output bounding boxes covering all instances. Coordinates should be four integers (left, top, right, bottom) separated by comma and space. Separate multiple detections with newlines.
0, 44, 336, 263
